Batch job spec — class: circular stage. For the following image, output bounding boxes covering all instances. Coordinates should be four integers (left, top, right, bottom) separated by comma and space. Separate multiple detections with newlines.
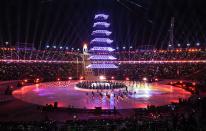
12, 80, 191, 109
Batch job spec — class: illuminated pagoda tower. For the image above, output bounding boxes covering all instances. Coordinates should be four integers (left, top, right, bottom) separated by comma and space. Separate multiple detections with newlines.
86, 13, 118, 72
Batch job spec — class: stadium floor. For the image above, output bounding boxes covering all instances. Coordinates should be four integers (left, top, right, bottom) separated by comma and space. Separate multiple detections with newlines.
12, 80, 191, 109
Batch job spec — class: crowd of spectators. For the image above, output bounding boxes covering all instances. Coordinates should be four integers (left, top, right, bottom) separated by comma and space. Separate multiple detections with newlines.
1, 48, 206, 62
1, 62, 205, 83
115, 49, 206, 61
0, 48, 206, 130
92, 63, 206, 83
1, 48, 206, 83
0, 49, 82, 61
0, 63, 82, 81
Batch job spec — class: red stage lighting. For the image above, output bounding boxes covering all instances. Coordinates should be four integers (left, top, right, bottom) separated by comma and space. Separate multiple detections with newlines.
35, 78, 40, 83
192, 82, 196, 86
155, 78, 158, 81
80, 76, 84, 80
143, 77, 147, 81
125, 77, 129, 81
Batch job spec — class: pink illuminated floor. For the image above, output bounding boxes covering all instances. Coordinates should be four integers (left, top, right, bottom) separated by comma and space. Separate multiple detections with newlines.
12, 80, 191, 109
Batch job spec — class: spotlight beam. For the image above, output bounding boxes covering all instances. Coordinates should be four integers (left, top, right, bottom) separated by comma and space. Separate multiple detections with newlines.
124, 0, 143, 8
44, 3, 63, 62
32, 2, 43, 61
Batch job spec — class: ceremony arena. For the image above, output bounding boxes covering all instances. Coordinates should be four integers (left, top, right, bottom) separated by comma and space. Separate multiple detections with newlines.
13, 80, 191, 109
1, 0, 206, 130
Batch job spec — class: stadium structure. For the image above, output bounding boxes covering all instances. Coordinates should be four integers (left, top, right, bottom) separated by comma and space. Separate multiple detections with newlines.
1, 1, 206, 130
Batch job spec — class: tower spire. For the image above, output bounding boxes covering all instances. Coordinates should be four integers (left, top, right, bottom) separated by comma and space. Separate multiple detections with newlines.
86, 13, 118, 69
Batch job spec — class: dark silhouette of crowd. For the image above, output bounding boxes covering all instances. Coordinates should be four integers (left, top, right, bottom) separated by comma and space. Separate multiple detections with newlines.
0, 95, 206, 131
76, 81, 127, 89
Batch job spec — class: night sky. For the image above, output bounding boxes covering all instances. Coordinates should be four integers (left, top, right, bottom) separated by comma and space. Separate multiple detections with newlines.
0, 0, 206, 49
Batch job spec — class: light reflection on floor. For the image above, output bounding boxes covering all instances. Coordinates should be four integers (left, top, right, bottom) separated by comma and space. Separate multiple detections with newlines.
12, 80, 191, 109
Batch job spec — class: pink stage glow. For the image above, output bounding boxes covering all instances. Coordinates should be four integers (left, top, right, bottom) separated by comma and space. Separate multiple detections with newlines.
12, 80, 191, 109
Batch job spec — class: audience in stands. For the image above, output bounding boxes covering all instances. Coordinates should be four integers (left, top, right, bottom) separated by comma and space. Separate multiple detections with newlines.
0, 48, 206, 130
